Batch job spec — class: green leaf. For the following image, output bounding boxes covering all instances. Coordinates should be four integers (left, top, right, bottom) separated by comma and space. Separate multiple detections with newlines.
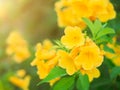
38, 66, 67, 85
96, 27, 115, 39
52, 76, 75, 90
110, 66, 120, 80
95, 36, 110, 44
103, 45, 115, 54
53, 40, 69, 52
76, 73, 89, 90
94, 19, 102, 35
82, 18, 95, 36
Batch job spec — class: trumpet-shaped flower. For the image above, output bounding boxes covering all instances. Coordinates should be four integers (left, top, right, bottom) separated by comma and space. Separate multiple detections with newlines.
89, 0, 116, 22
55, 0, 91, 28
61, 26, 85, 49
34, 56, 58, 79
105, 38, 120, 66
36, 61, 51, 79
75, 38, 104, 70
32, 40, 56, 63
58, 46, 101, 81
6, 31, 30, 63
58, 50, 77, 75
9, 70, 31, 90
55, 0, 116, 28
31, 40, 58, 80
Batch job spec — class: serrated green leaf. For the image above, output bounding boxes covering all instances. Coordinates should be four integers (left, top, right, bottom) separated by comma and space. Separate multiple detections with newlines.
52, 76, 75, 90
96, 27, 115, 39
82, 18, 95, 36
94, 19, 102, 35
76, 73, 89, 90
95, 36, 110, 44
110, 66, 120, 80
38, 66, 67, 85
104, 45, 115, 54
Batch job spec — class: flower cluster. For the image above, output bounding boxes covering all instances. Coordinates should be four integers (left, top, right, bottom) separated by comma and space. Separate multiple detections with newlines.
31, 26, 104, 82
9, 69, 31, 90
55, 0, 116, 28
6, 31, 30, 63
58, 26, 104, 81
31, 0, 116, 88
31, 40, 59, 85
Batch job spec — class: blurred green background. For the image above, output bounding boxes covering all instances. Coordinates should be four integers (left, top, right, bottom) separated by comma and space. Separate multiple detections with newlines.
0, 0, 63, 45
0, 0, 63, 90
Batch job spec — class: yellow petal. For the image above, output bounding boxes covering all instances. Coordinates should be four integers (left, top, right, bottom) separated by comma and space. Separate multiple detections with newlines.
61, 26, 85, 49
75, 39, 103, 70
58, 50, 76, 75
80, 68, 100, 82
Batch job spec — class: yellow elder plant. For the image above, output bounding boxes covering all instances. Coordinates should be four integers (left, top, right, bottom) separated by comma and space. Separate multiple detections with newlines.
31, 0, 117, 90
3, 0, 120, 90
31, 18, 115, 90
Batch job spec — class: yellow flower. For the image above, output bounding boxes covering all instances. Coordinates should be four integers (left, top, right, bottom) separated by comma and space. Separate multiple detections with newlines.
112, 55, 120, 66
58, 50, 77, 75
34, 56, 58, 79
80, 68, 100, 82
58, 46, 101, 81
55, 0, 91, 28
36, 61, 51, 79
59, 36, 103, 81
6, 31, 30, 63
55, 0, 116, 28
89, 0, 116, 22
9, 70, 31, 90
75, 38, 104, 70
105, 38, 120, 66
16, 69, 26, 78
31, 40, 58, 79
32, 40, 56, 63
61, 26, 85, 49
